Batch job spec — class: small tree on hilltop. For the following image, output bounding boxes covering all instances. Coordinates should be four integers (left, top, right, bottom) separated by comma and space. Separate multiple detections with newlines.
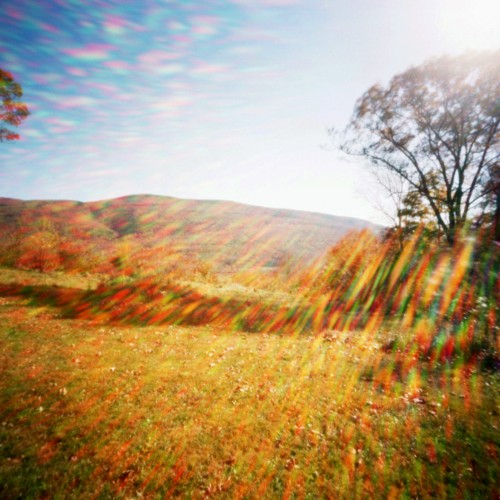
339, 51, 500, 245
0, 68, 29, 142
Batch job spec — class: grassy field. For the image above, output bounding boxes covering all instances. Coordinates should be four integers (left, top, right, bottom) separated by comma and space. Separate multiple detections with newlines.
0, 267, 102, 290
0, 270, 498, 498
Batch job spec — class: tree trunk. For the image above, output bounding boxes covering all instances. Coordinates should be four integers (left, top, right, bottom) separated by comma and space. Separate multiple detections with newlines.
494, 184, 500, 244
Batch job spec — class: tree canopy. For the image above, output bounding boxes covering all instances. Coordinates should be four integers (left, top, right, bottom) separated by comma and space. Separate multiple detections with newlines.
0, 68, 29, 142
340, 51, 500, 245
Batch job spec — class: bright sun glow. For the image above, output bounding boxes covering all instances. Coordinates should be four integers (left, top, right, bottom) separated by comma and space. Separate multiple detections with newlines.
438, 0, 500, 51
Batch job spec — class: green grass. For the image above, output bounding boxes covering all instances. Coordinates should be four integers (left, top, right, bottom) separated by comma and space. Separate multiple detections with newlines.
0, 290, 498, 498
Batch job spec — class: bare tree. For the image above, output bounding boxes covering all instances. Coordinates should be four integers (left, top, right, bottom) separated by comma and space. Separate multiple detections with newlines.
340, 51, 500, 245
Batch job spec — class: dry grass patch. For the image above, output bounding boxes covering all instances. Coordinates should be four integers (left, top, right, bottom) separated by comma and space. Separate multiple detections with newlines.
0, 266, 101, 290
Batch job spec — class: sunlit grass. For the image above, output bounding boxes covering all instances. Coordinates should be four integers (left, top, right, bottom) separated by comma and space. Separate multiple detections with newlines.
0, 293, 498, 498
0, 227, 498, 497
0, 266, 101, 290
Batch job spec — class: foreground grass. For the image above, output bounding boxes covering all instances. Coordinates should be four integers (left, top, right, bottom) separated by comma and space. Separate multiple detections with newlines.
0, 294, 498, 498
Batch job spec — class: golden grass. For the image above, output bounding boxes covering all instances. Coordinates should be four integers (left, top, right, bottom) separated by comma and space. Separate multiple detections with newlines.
0, 266, 101, 290
0, 292, 498, 498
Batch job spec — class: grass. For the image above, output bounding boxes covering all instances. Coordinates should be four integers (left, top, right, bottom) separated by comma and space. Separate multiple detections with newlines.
0, 266, 102, 290
0, 286, 498, 498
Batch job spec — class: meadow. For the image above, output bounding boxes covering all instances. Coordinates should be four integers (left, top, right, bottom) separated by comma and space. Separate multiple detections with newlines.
0, 234, 498, 499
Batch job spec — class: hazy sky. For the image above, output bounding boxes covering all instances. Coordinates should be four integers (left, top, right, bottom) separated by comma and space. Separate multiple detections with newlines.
1, 0, 499, 223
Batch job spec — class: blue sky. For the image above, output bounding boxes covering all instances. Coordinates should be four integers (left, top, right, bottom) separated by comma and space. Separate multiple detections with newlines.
1, 0, 499, 223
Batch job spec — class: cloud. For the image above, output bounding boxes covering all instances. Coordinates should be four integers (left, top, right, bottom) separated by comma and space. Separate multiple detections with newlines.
231, 0, 298, 5
62, 44, 114, 62
103, 60, 131, 71
46, 117, 77, 133
135, 49, 186, 76
87, 82, 121, 95
190, 15, 221, 37
150, 95, 193, 119
103, 14, 128, 36
57, 96, 99, 108
192, 62, 227, 75
23, 129, 46, 139
33, 73, 61, 85
40, 23, 60, 34
154, 64, 185, 76
137, 50, 181, 66
4, 5, 23, 20
46, 117, 76, 126
155, 95, 192, 110
66, 67, 89, 77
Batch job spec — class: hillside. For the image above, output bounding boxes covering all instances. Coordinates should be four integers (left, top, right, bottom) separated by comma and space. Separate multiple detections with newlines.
0, 194, 380, 272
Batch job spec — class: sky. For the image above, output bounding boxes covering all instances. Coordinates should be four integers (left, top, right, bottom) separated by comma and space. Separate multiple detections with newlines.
1, 0, 499, 224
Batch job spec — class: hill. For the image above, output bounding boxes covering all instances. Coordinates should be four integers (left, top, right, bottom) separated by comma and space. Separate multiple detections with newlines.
0, 194, 380, 272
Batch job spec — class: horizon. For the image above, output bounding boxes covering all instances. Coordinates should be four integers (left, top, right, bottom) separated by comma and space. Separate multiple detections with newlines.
0, 192, 385, 226
1, 0, 499, 225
